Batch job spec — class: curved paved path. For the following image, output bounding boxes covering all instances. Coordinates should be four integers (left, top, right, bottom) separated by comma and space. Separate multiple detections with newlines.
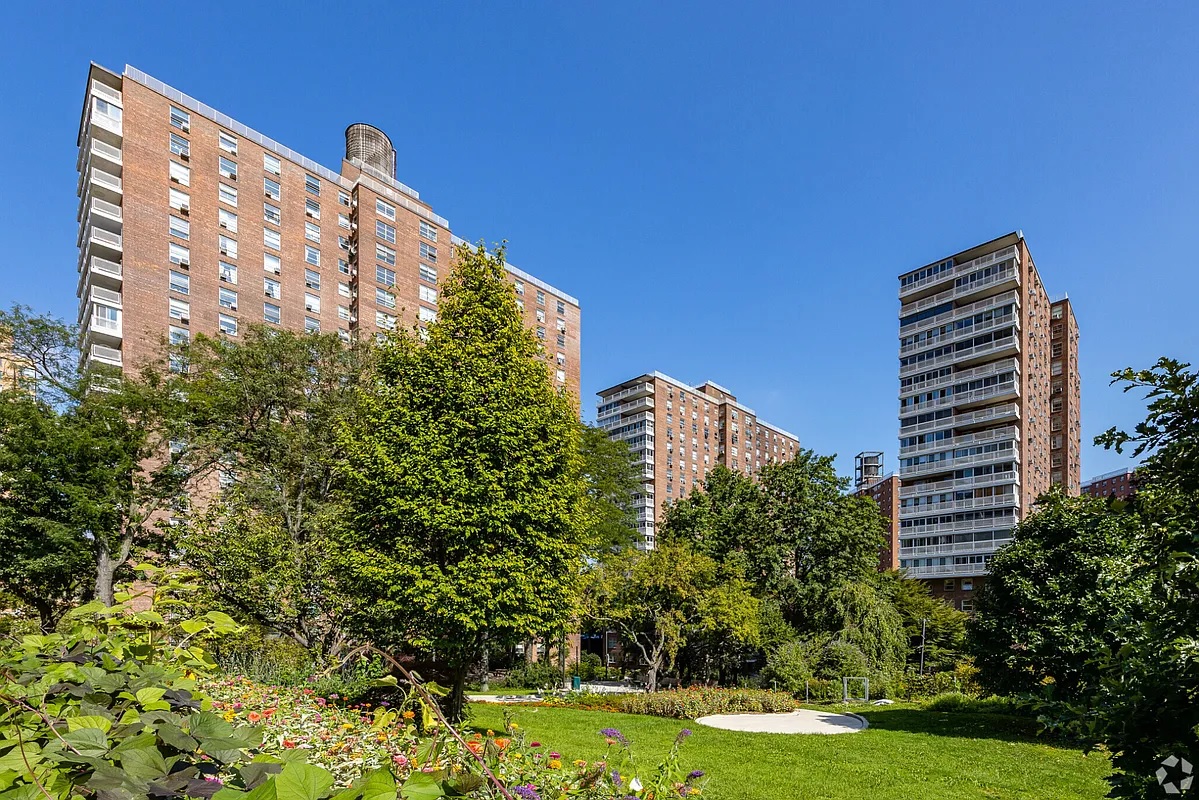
695, 709, 868, 734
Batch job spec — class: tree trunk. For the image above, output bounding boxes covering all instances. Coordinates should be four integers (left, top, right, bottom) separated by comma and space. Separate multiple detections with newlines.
479, 630, 490, 693
447, 664, 468, 723
95, 531, 134, 607
646, 659, 659, 692
35, 600, 57, 634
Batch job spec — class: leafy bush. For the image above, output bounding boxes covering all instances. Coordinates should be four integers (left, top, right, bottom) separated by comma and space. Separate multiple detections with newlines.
615, 687, 795, 719
923, 692, 1029, 715
574, 652, 606, 682
493, 660, 566, 690
760, 640, 814, 693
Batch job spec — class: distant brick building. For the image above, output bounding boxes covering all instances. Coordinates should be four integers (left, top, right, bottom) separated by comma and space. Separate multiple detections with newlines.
1082, 468, 1139, 501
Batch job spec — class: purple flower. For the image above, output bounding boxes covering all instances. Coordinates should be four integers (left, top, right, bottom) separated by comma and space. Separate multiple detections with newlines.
380, 701, 390, 707
687, 770, 705, 781
512, 785, 541, 800
611, 770, 622, 787
675, 728, 693, 744
600, 728, 628, 746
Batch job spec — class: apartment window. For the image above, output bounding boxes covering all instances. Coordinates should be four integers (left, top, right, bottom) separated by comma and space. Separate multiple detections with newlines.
264, 203, 281, 225
219, 262, 238, 284
219, 235, 238, 259
536, 326, 546, 340
218, 208, 238, 233
169, 161, 190, 186
263, 153, 282, 176
556, 352, 566, 366
536, 309, 546, 323
168, 298, 190, 322
419, 307, 437, 323
305, 222, 321, 243
264, 177, 281, 201
218, 156, 237, 180
338, 213, 351, 230
1051, 360, 1063, 376
419, 264, 437, 283
419, 285, 437, 304
303, 269, 321, 291
169, 132, 189, 157
556, 318, 566, 332
304, 294, 321, 314
376, 199, 396, 220
168, 215, 190, 240
419, 242, 437, 263
338, 282, 351, 298
169, 325, 190, 348
218, 131, 238, 154
556, 369, 566, 383
516, 299, 524, 311
536, 290, 545, 306
514, 280, 525, 296
168, 242, 190, 267
338, 305, 351, 321
556, 333, 566, 348
169, 188, 189, 211
305, 246, 320, 267
338, 259, 351, 276
264, 303, 281, 325
376, 220, 396, 243
219, 314, 238, 336
1050, 397, 1063, 413
376, 288, 396, 309
305, 175, 320, 195
419, 220, 437, 241
169, 106, 190, 131
960, 599, 974, 613
376, 265, 396, 286
961, 579, 974, 591
376, 243, 396, 266
264, 277, 281, 299
218, 287, 238, 310
1052, 381, 1063, 395
557, 300, 566, 315
944, 579, 956, 591
376, 311, 397, 330
168, 270, 190, 295
1051, 324, 1063, 338
92, 304, 119, 331
1052, 435, 1063, 450
339, 190, 351, 206
263, 229, 280, 251
264, 253, 281, 275
338, 235, 349, 251
1052, 342, 1063, 358
219, 183, 238, 206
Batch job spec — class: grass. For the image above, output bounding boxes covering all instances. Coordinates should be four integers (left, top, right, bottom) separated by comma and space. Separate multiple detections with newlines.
467, 702, 1112, 800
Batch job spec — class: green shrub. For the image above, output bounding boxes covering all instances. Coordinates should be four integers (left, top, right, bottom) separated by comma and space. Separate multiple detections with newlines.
493, 659, 566, 690
616, 687, 796, 719
924, 691, 1029, 715
761, 640, 815, 693
574, 652, 606, 681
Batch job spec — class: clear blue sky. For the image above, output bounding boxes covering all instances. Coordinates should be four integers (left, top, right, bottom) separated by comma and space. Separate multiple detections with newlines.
2, 2, 1196, 480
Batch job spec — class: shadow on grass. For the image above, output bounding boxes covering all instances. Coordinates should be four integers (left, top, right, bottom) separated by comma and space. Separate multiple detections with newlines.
859, 706, 1059, 744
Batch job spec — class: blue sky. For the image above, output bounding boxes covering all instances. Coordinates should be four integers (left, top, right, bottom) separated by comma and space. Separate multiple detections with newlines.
2, 2, 1196, 480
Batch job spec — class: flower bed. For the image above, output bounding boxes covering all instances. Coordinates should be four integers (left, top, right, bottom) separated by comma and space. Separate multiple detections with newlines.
532, 687, 798, 719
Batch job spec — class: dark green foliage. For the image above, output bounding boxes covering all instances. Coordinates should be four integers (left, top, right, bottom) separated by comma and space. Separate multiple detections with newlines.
577, 423, 641, 555
876, 572, 968, 673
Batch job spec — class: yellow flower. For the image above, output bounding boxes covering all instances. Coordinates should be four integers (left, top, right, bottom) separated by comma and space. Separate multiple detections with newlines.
549, 759, 562, 769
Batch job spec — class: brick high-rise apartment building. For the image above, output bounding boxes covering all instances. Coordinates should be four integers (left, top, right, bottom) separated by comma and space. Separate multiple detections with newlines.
596, 373, 799, 549
852, 453, 900, 572
1049, 297, 1081, 493
896, 232, 1080, 609
75, 64, 580, 395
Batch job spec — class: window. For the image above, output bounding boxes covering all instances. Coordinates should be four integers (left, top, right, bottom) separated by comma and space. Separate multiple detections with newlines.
305, 221, 321, 242
376, 220, 396, 243
264, 277, 281, 299
376, 243, 396, 266
537, 326, 546, 340
305, 246, 320, 267
169, 270, 190, 295
263, 229, 280, 251
516, 299, 524, 311
419, 264, 437, 283
536, 309, 545, 323
376, 265, 396, 286
219, 183, 238, 206
338, 213, 351, 229
305, 198, 321, 219
169, 161, 190, 186
338, 259, 351, 275
219, 235, 238, 259
264, 177, 281, 201
960, 599, 974, 613
376, 288, 396, 309
556, 352, 566, 366
418, 307, 437, 323
557, 300, 566, 314
264, 302, 281, 325
376, 199, 395, 220
169, 324, 190, 346
556, 318, 566, 332
301, 316, 319, 333
419, 242, 437, 263
218, 131, 238, 154
338, 190, 351, 207
218, 156, 237, 180
169, 132, 189, 157
419, 286, 437, 304
92, 304, 119, 331
168, 298, 190, 322
169, 188, 190, 211
219, 314, 238, 336
338, 306, 351, 321
264, 203, 281, 225
1052, 342, 1063, 358
168, 242, 190, 266
338, 235, 349, 251
218, 287, 238, 310
219, 262, 238, 284
305, 175, 320, 195
263, 153, 282, 176
514, 280, 525, 296
301, 269, 320, 290
338, 282, 351, 298
376, 311, 397, 330
556, 369, 566, 383
218, 208, 238, 233
944, 579, 956, 591
536, 290, 545, 306
169, 106, 190, 131
169, 215, 190, 240
304, 294, 321, 313
419, 220, 437, 241
264, 253, 281, 275
556, 333, 566, 348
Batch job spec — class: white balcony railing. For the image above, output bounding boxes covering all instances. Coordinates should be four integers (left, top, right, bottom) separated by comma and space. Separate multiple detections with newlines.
899, 425, 1019, 457
599, 382, 655, 404
899, 357, 1019, 401
899, 539, 1012, 559
899, 289, 1020, 338
901, 561, 992, 579
899, 245, 1020, 298
89, 343, 123, 366
899, 312, 1016, 357
899, 470, 1020, 499
88, 167, 123, 195
91, 80, 122, 105
597, 396, 654, 422
900, 515, 1018, 537
898, 493, 1018, 515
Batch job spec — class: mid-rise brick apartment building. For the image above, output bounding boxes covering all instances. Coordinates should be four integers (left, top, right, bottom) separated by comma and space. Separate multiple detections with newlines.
852, 453, 900, 572
596, 373, 799, 549
896, 232, 1080, 610
75, 64, 580, 397
1082, 468, 1139, 501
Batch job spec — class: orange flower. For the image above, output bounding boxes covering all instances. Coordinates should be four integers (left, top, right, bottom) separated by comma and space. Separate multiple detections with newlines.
264, 708, 277, 718
494, 738, 510, 750
402, 710, 415, 720
466, 742, 483, 755
282, 739, 296, 749
247, 711, 262, 723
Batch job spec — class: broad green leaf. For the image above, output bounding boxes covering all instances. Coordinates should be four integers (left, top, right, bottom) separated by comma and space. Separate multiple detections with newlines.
61, 727, 109, 757
180, 619, 208, 635
135, 688, 167, 706
0, 743, 41, 773
357, 769, 396, 800
274, 762, 334, 800
67, 715, 113, 734
399, 772, 445, 800
119, 745, 169, 781
188, 712, 234, 740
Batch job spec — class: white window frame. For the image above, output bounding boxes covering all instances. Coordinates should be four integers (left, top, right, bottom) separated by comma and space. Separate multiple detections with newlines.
168, 270, 190, 295
263, 302, 281, 325
264, 253, 281, 275
169, 161, 190, 186
219, 183, 238, 207
376, 199, 396, 220
219, 235, 238, 259
218, 131, 238, 154
263, 228, 281, 251
263, 153, 282, 176
219, 314, 238, 336
218, 208, 238, 233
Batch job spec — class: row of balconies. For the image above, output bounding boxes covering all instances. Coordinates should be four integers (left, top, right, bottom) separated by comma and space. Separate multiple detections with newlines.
600, 410, 654, 433
899, 424, 1020, 458
899, 310, 1016, 357
899, 514, 1019, 537
899, 469, 1020, 499
898, 378, 1020, 417
898, 492, 1019, 516
900, 333, 1019, 377
899, 244, 1020, 300
898, 538, 1013, 560
899, 356, 1019, 402
900, 445, 1021, 479
900, 561, 992, 579
899, 289, 1020, 338
597, 396, 654, 423
600, 382, 655, 405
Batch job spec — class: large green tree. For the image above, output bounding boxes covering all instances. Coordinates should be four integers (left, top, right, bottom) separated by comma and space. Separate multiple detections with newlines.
0, 307, 181, 622
171, 326, 370, 658
577, 423, 641, 555
876, 571, 968, 674
334, 243, 589, 720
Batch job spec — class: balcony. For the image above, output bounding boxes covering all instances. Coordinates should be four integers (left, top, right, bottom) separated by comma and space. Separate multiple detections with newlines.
78, 255, 122, 296
633, 453, 655, 468
85, 96, 123, 143
899, 469, 1020, 499
77, 137, 122, 175
900, 357, 1019, 401
83, 166, 123, 204
88, 343, 123, 368
900, 515, 1018, 538
898, 379, 1018, 417
899, 245, 1020, 300
899, 538, 1012, 560
600, 382, 655, 405
600, 410, 655, 432
84, 311, 122, 347
898, 493, 1019, 515
899, 311, 1017, 357
901, 561, 993, 579
80, 225, 122, 259
899, 424, 1020, 457
900, 443, 1020, 480
91, 80, 122, 106
597, 396, 655, 422
899, 289, 1020, 338
78, 197, 122, 244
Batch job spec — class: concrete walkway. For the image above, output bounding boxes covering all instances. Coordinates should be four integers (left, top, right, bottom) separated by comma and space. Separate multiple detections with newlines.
695, 709, 868, 734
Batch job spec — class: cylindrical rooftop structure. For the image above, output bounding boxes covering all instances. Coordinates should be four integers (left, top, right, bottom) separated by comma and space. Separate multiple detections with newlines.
345, 123, 396, 178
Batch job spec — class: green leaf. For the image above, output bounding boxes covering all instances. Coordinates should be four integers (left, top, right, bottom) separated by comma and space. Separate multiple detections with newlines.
0, 743, 41, 773
136, 687, 167, 706
154, 723, 198, 753
357, 769, 396, 800
62, 727, 109, 757
399, 772, 445, 800
67, 715, 113, 734
188, 712, 234, 740
119, 745, 169, 781
274, 762, 334, 800
180, 619, 208, 635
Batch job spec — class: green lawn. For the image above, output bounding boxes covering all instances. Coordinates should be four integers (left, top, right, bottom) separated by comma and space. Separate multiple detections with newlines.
467, 703, 1111, 800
